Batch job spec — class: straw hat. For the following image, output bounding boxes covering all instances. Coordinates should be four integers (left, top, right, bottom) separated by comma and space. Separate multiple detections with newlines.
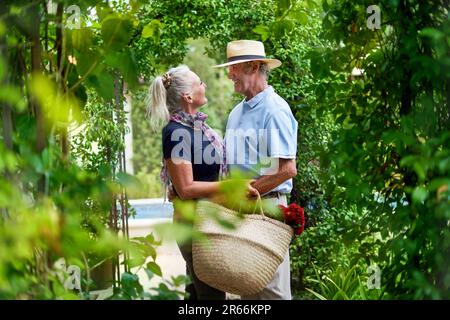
214, 40, 281, 70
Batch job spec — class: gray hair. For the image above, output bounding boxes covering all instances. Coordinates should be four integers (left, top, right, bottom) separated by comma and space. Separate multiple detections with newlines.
243, 61, 270, 79
258, 62, 270, 79
147, 65, 194, 130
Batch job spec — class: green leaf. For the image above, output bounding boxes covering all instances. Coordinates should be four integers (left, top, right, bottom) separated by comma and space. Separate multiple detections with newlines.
101, 15, 133, 50
332, 289, 350, 300
146, 261, 162, 277
171, 275, 191, 287
261, 199, 283, 220
277, 0, 291, 16
270, 20, 294, 38
111, 49, 139, 88
0, 85, 27, 112
144, 244, 157, 260
252, 25, 270, 41
120, 272, 143, 298
29, 74, 82, 125
305, 287, 327, 300
145, 234, 155, 244
124, 256, 145, 268
152, 221, 196, 245
77, 50, 100, 76
419, 28, 445, 41
322, 0, 330, 12
438, 158, 450, 173
306, 0, 317, 9
399, 155, 418, 167
412, 162, 427, 181
144, 268, 154, 280
87, 71, 115, 101
142, 19, 163, 41
412, 186, 428, 203
131, 241, 157, 260
0, 21, 5, 36
71, 28, 93, 52
116, 172, 141, 189
96, 4, 113, 22
429, 178, 450, 192
295, 11, 309, 25
172, 199, 196, 222
215, 217, 237, 230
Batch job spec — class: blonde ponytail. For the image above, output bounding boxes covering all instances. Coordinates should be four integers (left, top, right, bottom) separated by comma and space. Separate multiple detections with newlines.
147, 65, 194, 130
147, 76, 169, 130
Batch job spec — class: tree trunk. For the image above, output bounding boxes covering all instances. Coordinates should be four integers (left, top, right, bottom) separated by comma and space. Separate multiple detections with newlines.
28, 2, 46, 194
0, 5, 12, 220
90, 259, 114, 290
55, 3, 69, 164
398, 0, 414, 118
0, 25, 13, 151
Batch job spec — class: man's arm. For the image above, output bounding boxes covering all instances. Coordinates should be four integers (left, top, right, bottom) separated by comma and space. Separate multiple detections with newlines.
251, 158, 297, 195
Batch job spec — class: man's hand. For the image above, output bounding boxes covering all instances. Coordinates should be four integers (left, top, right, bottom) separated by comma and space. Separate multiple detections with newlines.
250, 159, 297, 195
247, 180, 259, 199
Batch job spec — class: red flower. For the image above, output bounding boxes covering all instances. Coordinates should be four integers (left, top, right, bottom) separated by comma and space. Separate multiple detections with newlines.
278, 203, 306, 237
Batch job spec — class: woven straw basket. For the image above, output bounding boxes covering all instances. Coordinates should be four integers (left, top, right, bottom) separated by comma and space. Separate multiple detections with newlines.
192, 200, 293, 296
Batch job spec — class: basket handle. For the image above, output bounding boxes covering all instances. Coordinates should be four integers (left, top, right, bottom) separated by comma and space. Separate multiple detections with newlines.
251, 191, 265, 216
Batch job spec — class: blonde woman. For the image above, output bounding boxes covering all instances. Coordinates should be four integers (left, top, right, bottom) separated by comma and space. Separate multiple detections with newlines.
148, 65, 256, 300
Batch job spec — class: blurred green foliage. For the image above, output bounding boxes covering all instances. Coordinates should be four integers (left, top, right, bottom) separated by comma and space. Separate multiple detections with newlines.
0, 0, 448, 300
298, 0, 450, 299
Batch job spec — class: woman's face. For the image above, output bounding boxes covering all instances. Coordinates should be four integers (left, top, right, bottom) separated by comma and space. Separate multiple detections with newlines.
187, 71, 207, 108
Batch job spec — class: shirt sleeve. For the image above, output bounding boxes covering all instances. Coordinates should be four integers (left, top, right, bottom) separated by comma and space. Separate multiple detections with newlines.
162, 125, 192, 162
265, 110, 298, 159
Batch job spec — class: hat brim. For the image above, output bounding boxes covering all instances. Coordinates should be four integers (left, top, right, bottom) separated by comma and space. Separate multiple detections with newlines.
213, 58, 281, 70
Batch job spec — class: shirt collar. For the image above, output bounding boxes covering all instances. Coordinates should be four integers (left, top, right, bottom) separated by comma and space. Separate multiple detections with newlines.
243, 86, 273, 109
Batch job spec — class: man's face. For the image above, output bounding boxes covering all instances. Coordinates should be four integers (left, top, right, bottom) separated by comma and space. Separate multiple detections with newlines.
227, 62, 253, 96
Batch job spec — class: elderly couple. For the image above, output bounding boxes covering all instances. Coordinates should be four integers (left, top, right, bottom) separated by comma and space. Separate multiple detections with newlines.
148, 40, 298, 300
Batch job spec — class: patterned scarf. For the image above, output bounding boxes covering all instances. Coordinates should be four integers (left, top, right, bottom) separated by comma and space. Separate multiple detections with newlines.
160, 111, 228, 200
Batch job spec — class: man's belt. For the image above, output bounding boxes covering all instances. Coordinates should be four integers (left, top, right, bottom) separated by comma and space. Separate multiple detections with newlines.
261, 191, 286, 199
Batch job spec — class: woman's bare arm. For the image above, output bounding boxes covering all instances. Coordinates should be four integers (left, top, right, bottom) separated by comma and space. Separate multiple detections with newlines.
167, 159, 220, 200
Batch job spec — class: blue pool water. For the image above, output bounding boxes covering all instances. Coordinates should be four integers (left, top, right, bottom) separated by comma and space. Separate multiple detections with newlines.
128, 200, 173, 220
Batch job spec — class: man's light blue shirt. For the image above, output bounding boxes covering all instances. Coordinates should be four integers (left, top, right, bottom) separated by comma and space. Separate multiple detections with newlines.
225, 86, 298, 194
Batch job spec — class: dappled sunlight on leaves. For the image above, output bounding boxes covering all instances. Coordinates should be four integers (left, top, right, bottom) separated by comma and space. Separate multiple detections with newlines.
29, 74, 82, 127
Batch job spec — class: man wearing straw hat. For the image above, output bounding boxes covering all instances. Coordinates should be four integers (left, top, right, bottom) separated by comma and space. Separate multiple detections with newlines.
215, 40, 298, 300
